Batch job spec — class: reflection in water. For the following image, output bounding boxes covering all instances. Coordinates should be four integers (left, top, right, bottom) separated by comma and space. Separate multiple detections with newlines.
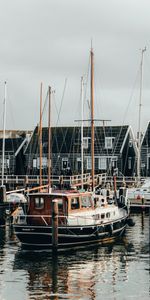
0, 214, 150, 300
13, 241, 136, 299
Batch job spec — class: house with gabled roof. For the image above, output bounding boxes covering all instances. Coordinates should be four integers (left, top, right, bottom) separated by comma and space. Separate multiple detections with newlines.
0, 130, 31, 176
141, 121, 150, 176
24, 125, 138, 177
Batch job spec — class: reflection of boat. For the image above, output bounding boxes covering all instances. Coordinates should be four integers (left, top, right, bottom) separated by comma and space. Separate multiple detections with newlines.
13, 241, 131, 299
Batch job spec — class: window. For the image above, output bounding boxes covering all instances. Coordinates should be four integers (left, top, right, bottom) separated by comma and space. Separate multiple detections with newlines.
101, 214, 105, 219
81, 196, 92, 208
106, 212, 110, 218
99, 157, 107, 170
71, 197, 80, 209
86, 157, 91, 170
128, 157, 132, 170
37, 157, 47, 169
33, 159, 37, 168
105, 137, 114, 149
83, 137, 89, 149
129, 139, 133, 147
35, 197, 44, 209
62, 158, 68, 170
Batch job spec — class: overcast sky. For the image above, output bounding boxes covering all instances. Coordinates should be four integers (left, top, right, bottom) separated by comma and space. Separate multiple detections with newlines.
0, 0, 150, 135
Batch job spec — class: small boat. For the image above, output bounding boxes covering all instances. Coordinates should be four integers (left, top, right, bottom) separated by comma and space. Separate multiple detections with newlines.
127, 179, 150, 210
13, 188, 130, 251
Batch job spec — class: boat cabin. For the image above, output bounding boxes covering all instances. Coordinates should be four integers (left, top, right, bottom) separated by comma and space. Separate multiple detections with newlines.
27, 190, 108, 226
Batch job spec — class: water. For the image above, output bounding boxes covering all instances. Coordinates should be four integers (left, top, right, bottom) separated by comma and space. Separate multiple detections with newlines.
0, 213, 149, 300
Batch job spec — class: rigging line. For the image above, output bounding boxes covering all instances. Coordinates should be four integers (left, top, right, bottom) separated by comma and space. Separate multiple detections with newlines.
55, 78, 68, 126
110, 65, 141, 162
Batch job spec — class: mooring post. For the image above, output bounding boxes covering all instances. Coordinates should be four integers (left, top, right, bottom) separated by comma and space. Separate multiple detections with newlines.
52, 199, 58, 252
0, 185, 6, 203
0, 185, 6, 225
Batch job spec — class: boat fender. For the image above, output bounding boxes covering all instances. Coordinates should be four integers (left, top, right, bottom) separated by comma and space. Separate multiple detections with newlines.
127, 218, 135, 227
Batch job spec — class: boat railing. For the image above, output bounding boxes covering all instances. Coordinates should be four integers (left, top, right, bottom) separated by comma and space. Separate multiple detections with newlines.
14, 213, 105, 226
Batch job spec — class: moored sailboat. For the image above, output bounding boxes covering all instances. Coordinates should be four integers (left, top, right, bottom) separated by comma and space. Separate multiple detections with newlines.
13, 48, 132, 251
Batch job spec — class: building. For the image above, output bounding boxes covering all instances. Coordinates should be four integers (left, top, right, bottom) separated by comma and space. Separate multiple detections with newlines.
0, 130, 31, 176
24, 125, 137, 177
141, 121, 150, 176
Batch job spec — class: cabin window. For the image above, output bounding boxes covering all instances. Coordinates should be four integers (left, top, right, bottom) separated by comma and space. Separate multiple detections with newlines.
71, 197, 80, 210
106, 212, 110, 218
81, 196, 92, 208
101, 213, 105, 219
34, 197, 44, 209
56, 198, 63, 209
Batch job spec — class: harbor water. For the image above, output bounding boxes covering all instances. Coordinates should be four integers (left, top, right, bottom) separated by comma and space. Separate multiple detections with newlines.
0, 213, 150, 300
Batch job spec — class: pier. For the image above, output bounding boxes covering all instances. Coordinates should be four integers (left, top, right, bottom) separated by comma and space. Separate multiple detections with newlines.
0, 173, 146, 191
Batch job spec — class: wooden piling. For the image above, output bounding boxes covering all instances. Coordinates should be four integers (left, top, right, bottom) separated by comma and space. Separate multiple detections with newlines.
52, 199, 58, 252
0, 185, 6, 203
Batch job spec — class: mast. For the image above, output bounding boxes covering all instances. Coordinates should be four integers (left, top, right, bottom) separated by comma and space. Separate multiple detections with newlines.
48, 86, 51, 192
137, 47, 146, 182
39, 82, 43, 187
81, 77, 84, 190
2, 81, 7, 186
90, 47, 95, 191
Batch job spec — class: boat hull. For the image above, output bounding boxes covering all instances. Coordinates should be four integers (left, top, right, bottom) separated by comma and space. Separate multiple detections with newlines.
14, 217, 127, 251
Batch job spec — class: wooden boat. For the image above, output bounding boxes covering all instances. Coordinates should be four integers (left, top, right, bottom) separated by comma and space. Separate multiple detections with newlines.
13, 48, 133, 250
13, 188, 130, 250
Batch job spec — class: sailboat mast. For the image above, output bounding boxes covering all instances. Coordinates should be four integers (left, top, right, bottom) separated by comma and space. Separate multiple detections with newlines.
81, 77, 84, 190
137, 47, 146, 182
2, 81, 7, 186
48, 86, 51, 191
39, 82, 43, 187
90, 48, 95, 191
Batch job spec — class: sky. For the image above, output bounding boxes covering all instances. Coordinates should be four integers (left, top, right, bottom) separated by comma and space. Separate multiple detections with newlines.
0, 0, 150, 136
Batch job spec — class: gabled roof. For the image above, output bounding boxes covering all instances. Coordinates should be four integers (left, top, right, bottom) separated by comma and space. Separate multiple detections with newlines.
0, 137, 24, 154
25, 124, 134, 156
141, 121, 150, 147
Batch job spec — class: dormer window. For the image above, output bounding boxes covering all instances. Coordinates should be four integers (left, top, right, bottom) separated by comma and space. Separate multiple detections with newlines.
105, 137, 114, 149
83, 137, 89, 149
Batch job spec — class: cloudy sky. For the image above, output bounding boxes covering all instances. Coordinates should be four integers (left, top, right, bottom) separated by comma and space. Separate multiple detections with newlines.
0, 0, 150, 136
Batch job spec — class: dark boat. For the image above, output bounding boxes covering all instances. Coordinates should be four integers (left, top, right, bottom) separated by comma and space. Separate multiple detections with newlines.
13, 189, 130, 251
13, 47, 132, 251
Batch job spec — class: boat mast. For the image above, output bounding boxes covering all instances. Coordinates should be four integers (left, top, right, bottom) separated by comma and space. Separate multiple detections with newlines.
90, 47, 95, 191
81, 77, 84, 190
48, 86, 51, 192
137, 47, 146, 183
39, 82, 43, 187
2, 81, 7, 186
